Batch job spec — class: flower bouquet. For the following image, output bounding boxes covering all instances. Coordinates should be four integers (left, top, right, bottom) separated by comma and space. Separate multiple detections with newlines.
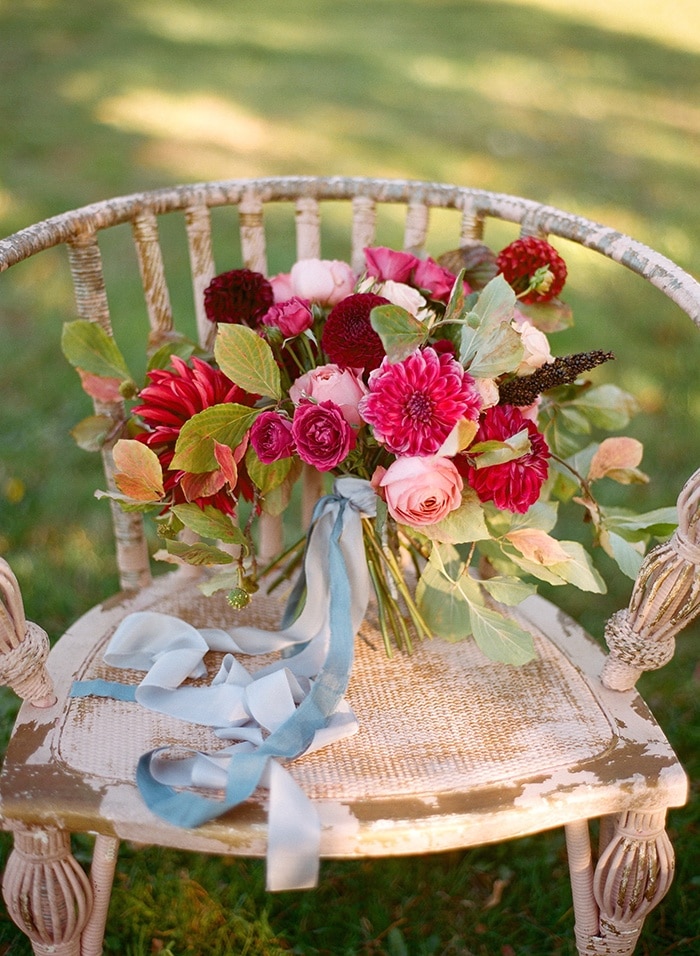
62, 235, 677, 666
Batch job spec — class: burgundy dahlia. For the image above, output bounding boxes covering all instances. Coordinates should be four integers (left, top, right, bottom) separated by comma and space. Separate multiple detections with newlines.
496, 237, 567, 304
204, 268, 274, 326
460, 404, 550, 514
321, 292, 390, 371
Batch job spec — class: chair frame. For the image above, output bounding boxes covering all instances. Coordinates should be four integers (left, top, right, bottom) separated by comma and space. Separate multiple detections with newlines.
1, 176, 699, 955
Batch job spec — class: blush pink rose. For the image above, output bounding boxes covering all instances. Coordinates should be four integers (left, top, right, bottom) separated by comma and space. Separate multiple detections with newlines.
261, 297, 314, 338
290, 364, 368, 426
379, 455, 463, 527
364, 246, 420, 283
291, 401, 356, 471
290, 258, 356, 307
376, 279, 426, 315
412, 257, 462, 303
249, 411, 295, 464
270, 272, 295, 303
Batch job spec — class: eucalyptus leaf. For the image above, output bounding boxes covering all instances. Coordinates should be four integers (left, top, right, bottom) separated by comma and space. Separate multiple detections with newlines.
215, 324, 281, 399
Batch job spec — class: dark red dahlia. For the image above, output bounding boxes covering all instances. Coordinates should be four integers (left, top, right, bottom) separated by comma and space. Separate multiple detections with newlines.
321, 292, 390, 371
496, 237, 567, 304
459, 404, 550, 514
204, 268, 274, 326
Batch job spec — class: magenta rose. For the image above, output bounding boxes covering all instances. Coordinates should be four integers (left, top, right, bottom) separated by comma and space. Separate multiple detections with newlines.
364, 246, 420, 283
261, 297, 314, 338
249, 411, 295, 464
291, 401, 356, 471
289, 258, 356, 307
290, 364, 368, 426
379, 456, 463, 527
412, 257, 462, 303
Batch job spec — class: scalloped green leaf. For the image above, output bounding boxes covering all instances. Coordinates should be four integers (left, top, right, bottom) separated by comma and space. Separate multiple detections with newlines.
61, 320, 132, 381
370, 304, 428, 362
215, 324, 281, 399
171, 403, 260, 473
171, 503, 246, 545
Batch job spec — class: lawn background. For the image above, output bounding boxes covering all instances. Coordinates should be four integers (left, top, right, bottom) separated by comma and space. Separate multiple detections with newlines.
0, 1, 699, 953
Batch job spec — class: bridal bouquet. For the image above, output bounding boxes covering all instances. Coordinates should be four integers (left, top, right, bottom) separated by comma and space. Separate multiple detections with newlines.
62, 235, 676, 665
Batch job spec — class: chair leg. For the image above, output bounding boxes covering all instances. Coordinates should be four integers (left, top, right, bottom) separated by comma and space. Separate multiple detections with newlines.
81, 834, 119, 956
566, 808, 675, 955
2, 824, 93, 956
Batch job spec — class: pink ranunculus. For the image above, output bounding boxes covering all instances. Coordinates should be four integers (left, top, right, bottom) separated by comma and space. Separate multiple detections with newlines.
261, 297, 314, 338
380, 455, 463, 527
249, 411, 295, 464
270, 272, 295, 303
290, 258, 356, 307
290, 364, 368, 426
411, 257, 463, 303
364, 246, 420, 283
291, 401, 356, 471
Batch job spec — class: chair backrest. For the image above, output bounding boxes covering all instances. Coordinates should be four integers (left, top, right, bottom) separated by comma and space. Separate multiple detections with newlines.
2, 176, 699, 686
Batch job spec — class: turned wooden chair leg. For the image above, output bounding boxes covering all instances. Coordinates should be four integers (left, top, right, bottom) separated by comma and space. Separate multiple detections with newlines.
2, 825, 94, 956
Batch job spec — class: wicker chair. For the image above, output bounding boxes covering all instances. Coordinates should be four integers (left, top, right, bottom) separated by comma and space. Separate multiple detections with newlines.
1, 176, 699, 956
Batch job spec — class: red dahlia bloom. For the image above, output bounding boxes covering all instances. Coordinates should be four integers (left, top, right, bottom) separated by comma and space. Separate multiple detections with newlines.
321, 292, 390, 371
496, 237, 567, 304
204, 268, 274, 326
359, 347, 483, 457
461, 404, 550, 513
133, 356, 254, 512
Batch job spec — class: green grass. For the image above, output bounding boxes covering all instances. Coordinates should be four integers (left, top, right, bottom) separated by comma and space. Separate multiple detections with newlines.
1, 1, 700, 953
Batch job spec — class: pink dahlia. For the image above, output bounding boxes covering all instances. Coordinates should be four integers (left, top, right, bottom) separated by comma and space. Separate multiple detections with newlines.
460, 404, 550, 513
321, 292, 389, 371
133, 356, 255, 512
359, 347, 482, 457
496, 237, 567, 304
204, 268, 274, 326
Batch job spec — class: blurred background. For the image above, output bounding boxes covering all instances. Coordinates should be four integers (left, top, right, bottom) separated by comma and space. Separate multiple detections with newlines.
1, 1, 699, 953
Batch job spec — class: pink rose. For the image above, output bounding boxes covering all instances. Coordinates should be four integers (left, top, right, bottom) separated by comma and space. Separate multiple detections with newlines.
379, 455, 463, 527
261, 297, 314, 338
291, 401, 356, 471
290, 364, 368, 426
270, 272, 295, 303
250, 411, 295, 463
290, 258, 356, 307
364, 246, 419, 283
412, 257, 462, 303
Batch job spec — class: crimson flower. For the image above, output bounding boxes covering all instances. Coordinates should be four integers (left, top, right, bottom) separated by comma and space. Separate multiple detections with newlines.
496, 237, 567, 304
133, 356, 255, 512
460, 404, 550, 513
359, 347, 482, 457
204, 268, 274, 326
321, 292, 389, 371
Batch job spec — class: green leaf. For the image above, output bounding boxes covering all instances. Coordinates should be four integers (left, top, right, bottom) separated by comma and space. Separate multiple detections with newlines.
414, 558, 475, 640
198, 568, 242, 596
61, 320, 131, 381
606, 532, 644, 579
70, 415, 114, 452
94, 489, 163, 512
245, 447, 294, 496
479, 576, 538, 605
570, 384, 638, 431
147, 336, 202, 372
602, 506, 678, 541
171, 403, 260, 473
547, 541, 607, 592
470, 604, 537, 665
215, 324, 281, 399
472, 274, 517, 327
469, 429, 531, 468
164, 539, 236, 566
171, 503, 246, 545
418, 488, 490, 544
462, 322, 524, 379
517, 298, 573, 333
441, 268, 469, 323
370, 304, 428, 362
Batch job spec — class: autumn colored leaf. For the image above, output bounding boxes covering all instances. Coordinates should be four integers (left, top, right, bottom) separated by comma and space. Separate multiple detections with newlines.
112, 439, 164, 501
505, 528, 570, 566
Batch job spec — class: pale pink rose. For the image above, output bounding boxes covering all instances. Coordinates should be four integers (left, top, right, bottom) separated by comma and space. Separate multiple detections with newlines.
261, 297, 314, 337
515, 318, 554, 373
364, 246, 419, 283
380, 455, 463, 527
290, 364, 368, 426
290, 258, 356, 307
376, 279, 426, 315
270, 272, 295, 303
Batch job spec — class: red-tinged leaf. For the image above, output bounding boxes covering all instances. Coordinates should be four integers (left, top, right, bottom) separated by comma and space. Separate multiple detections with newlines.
214, 441, 238, 487
77, 369, 124, 403
112, 439, 165, 501
171, 403, 259, 473
180, 470, 226, 501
